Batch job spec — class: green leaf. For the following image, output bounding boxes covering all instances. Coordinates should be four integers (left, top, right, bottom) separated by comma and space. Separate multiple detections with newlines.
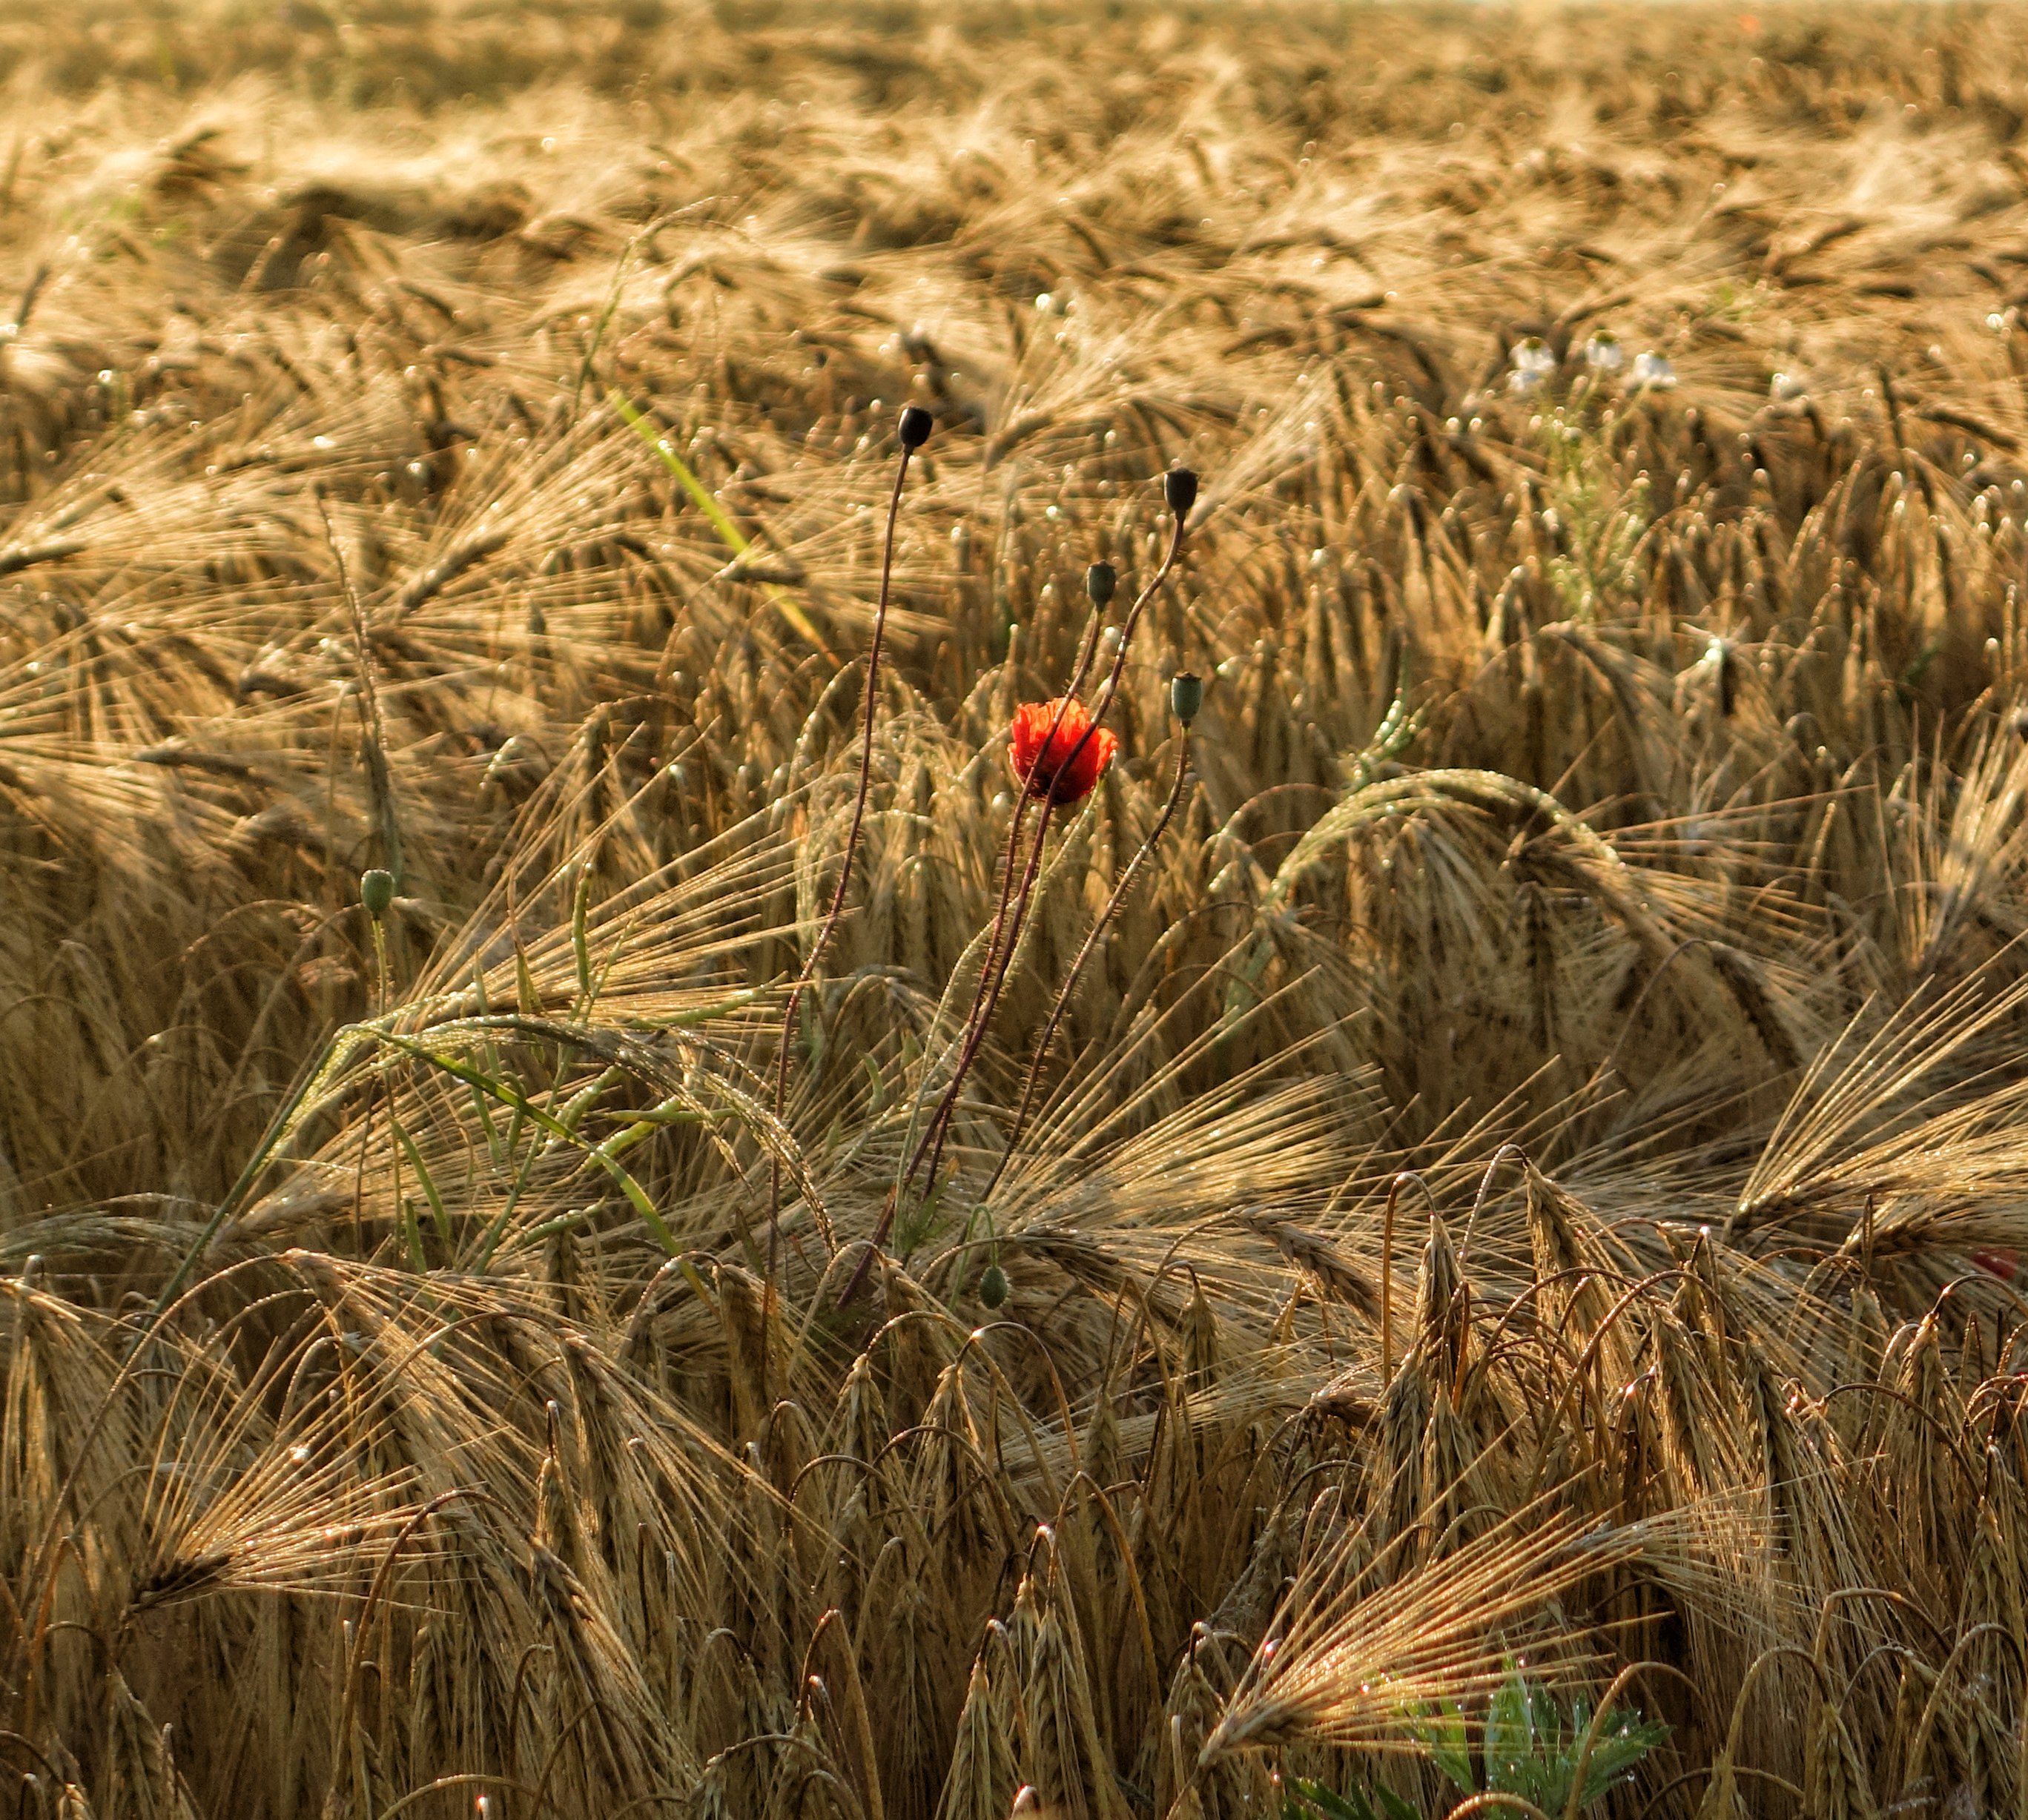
388, 1108, 452, 1242
1406, 1701, 1474, 1795
1287, 1778, 1380, 1820
1484, 1670, 1536, 1796
399, 1197, 427, 1271
371, 1030, 681, 1257
610, 391, 832, 655
1577, 1711, 1670, 1807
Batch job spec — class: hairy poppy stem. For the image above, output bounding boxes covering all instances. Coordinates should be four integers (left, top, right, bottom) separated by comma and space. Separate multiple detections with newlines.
954, 495, 1190, 1083
913, 793, 1056, 1195
951, 567, 1112, 1042
770, 407, 930, 1263
959, 792, 1037, 1039
981, 726, 1194, 1204
838, 793, 1057, 1307
931, 489, 1192, 1184
838, 471, 1195, 1306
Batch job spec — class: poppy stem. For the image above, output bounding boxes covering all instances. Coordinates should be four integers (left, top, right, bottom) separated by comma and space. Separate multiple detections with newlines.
980, 725, 1194, 1205
937, 500, 1191, 1194
838, 794, 1057, 1308
836, 471, 1195, 1307
957, 790, 1035, 1042
769, 414, 926, 1266
1052, 509, 1187, 784
948, 585, 1111, 1038
958, 505, 1187, 1052
913, 793, 1057, 1197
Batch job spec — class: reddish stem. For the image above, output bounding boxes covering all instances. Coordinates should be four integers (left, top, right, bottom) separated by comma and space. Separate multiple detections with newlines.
837, 486, 1193, 1303
770, 439, 916, 1257
981, 727, 1193, 1204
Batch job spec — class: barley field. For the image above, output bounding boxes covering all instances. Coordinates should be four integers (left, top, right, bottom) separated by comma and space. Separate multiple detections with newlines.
7, 1, 2028, 1814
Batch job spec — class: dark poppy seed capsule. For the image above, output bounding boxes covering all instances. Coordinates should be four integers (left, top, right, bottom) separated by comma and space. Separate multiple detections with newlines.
899, 405, 934, 450
1086, 561, 1117, 609
1163, 467, 1198, 517
978, 1263, 1010, 1308
361, 869, 396, 919
1170, 672, 1203, 725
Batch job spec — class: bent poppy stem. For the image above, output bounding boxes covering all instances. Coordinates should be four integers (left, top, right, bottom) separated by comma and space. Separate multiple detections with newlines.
770, 408, 928, 1265
981, 727, 1194, 1205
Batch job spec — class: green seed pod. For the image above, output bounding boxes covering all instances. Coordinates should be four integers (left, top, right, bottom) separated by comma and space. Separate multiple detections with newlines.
361, 869, 396, 919
978, 1263, 1010, 1309
1170, 671, 1203, 725
1163, 467, 1199, 517
1085, 561, 1117, 609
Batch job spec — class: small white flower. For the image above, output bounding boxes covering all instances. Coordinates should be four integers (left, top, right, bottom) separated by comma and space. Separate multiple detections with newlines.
1631, 351, 1677, 389
1582, 331, 1625, 372
1769, 371, 1806, 400
1509, 337, 1556, 393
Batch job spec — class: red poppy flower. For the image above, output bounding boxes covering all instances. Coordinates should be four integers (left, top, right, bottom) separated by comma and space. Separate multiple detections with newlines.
1008, 698, 1118, 805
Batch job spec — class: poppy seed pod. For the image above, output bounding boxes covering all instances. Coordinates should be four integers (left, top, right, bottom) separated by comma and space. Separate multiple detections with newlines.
898, 405, 934, 449
1170, 671, 1203, 725
1085, 561, 1117, 609
978, 1263, 1010, 1308
1164, 467, 1198, 517
361, 869, 396, 919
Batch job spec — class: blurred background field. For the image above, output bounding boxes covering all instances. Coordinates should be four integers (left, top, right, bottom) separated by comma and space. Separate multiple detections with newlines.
7, 1, 2028, 1816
